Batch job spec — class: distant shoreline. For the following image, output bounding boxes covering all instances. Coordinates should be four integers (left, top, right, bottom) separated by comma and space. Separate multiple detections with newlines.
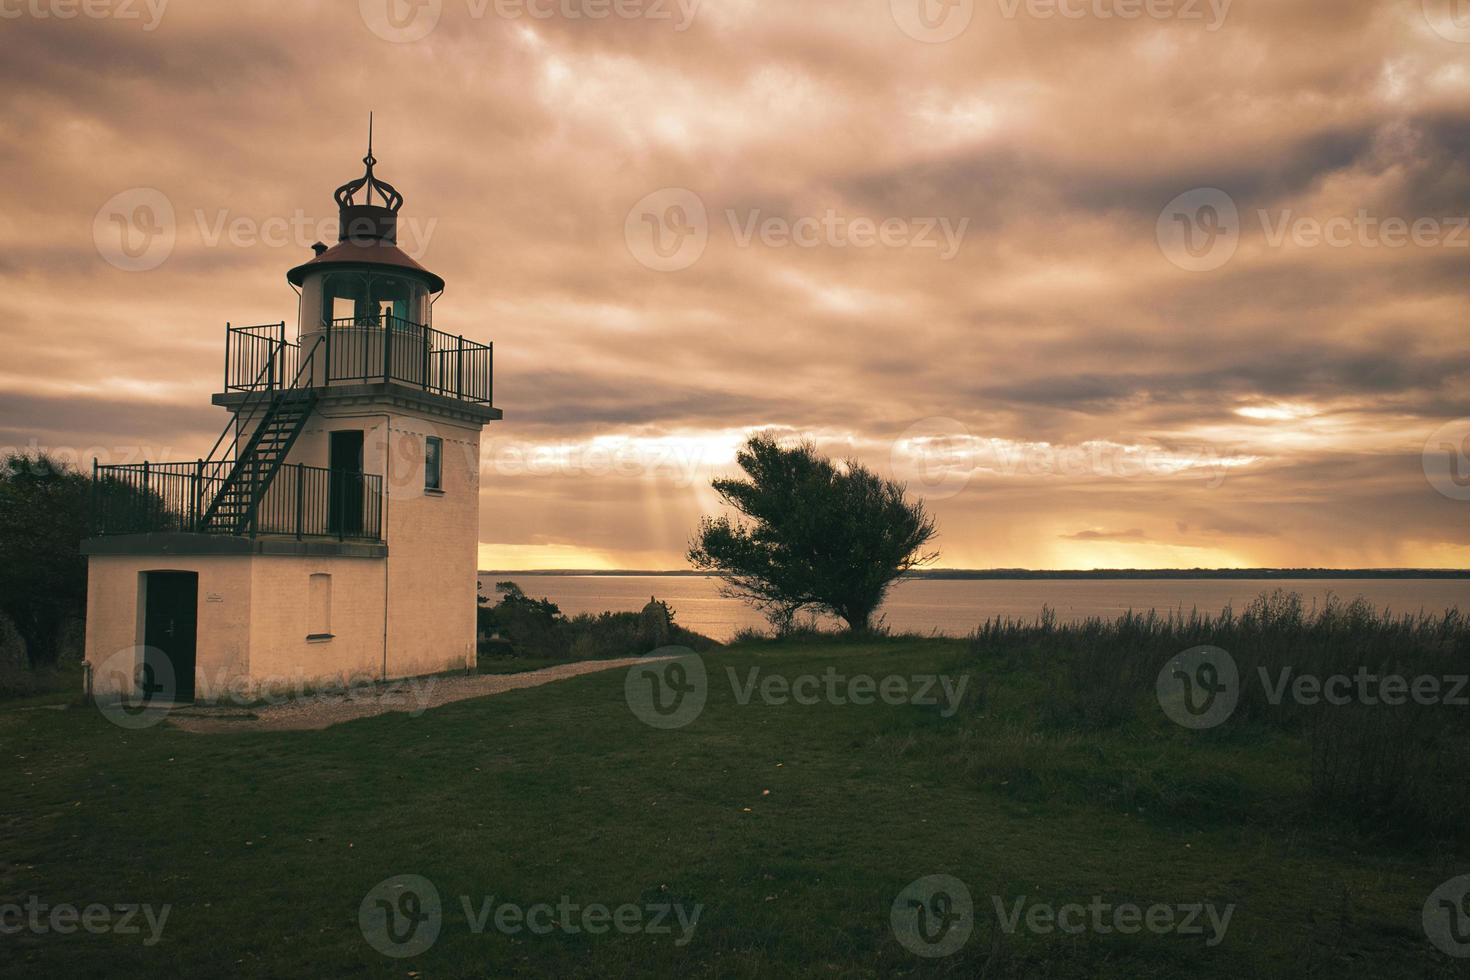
480, 568, 1470, 580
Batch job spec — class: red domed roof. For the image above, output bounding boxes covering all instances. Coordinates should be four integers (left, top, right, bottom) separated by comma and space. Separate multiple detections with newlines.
286, 239, 444, 292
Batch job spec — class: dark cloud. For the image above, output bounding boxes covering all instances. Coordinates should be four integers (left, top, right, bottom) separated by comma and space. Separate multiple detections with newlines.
2, 0, 1466, 568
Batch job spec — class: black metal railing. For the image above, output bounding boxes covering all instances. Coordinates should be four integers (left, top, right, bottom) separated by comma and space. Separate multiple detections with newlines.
92, 460, 384, 541
224, 317, 493, 404
225, 323, 299, 393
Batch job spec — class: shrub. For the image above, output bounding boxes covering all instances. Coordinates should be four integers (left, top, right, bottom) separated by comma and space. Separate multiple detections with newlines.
477, 582, 718, 661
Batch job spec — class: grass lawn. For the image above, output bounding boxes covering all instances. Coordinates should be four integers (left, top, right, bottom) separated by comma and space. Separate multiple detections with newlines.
2, 637, 1465, 977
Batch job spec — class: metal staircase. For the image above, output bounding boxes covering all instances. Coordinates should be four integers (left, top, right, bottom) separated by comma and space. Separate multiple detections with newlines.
198, 336, 323, 535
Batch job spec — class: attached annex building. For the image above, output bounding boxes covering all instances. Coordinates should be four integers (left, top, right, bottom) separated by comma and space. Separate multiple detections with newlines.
83, 143, 501, 703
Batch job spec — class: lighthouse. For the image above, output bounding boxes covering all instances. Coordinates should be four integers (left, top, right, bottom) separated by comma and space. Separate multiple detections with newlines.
83, 138, 501, 703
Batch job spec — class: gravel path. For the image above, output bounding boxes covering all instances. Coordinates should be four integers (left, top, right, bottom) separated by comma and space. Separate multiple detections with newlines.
165, 657, 658, 734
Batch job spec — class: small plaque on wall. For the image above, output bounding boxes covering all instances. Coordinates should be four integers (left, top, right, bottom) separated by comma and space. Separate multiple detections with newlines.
206, 592, 225, 603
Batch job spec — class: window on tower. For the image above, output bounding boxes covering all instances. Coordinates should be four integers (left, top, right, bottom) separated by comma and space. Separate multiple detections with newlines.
307, 573, 333, 640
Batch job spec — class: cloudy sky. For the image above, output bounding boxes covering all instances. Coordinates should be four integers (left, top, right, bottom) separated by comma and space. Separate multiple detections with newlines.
3, 0, 1469, 570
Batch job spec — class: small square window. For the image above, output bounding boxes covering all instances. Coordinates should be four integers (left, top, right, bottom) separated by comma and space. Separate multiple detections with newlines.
425, 436, 443, 491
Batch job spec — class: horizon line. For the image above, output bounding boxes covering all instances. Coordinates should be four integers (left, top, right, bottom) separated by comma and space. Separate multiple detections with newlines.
478, 567, 1470, 577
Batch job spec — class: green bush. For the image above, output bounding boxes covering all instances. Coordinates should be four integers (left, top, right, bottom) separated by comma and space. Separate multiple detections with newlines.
477, 582, 717, 661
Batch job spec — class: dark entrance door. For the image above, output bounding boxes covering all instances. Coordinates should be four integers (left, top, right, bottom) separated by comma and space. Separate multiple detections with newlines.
142, 571, 198, 702
328, 429, 365, 537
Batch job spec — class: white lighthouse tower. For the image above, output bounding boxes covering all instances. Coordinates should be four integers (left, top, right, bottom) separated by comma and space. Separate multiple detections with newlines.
83, 137, 501, 702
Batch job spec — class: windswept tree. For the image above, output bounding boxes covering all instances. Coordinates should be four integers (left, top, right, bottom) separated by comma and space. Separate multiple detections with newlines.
688, 435, 938, 632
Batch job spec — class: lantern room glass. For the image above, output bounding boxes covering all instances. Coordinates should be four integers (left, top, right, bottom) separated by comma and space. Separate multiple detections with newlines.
320, 271, 429, 327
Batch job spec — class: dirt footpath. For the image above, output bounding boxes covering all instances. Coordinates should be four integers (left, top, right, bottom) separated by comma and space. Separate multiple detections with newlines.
165, 657, 657, 733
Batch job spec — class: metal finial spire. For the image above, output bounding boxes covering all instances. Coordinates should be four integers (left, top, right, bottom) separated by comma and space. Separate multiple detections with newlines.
333, 114, 403, 213
364, 113, 375, 205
